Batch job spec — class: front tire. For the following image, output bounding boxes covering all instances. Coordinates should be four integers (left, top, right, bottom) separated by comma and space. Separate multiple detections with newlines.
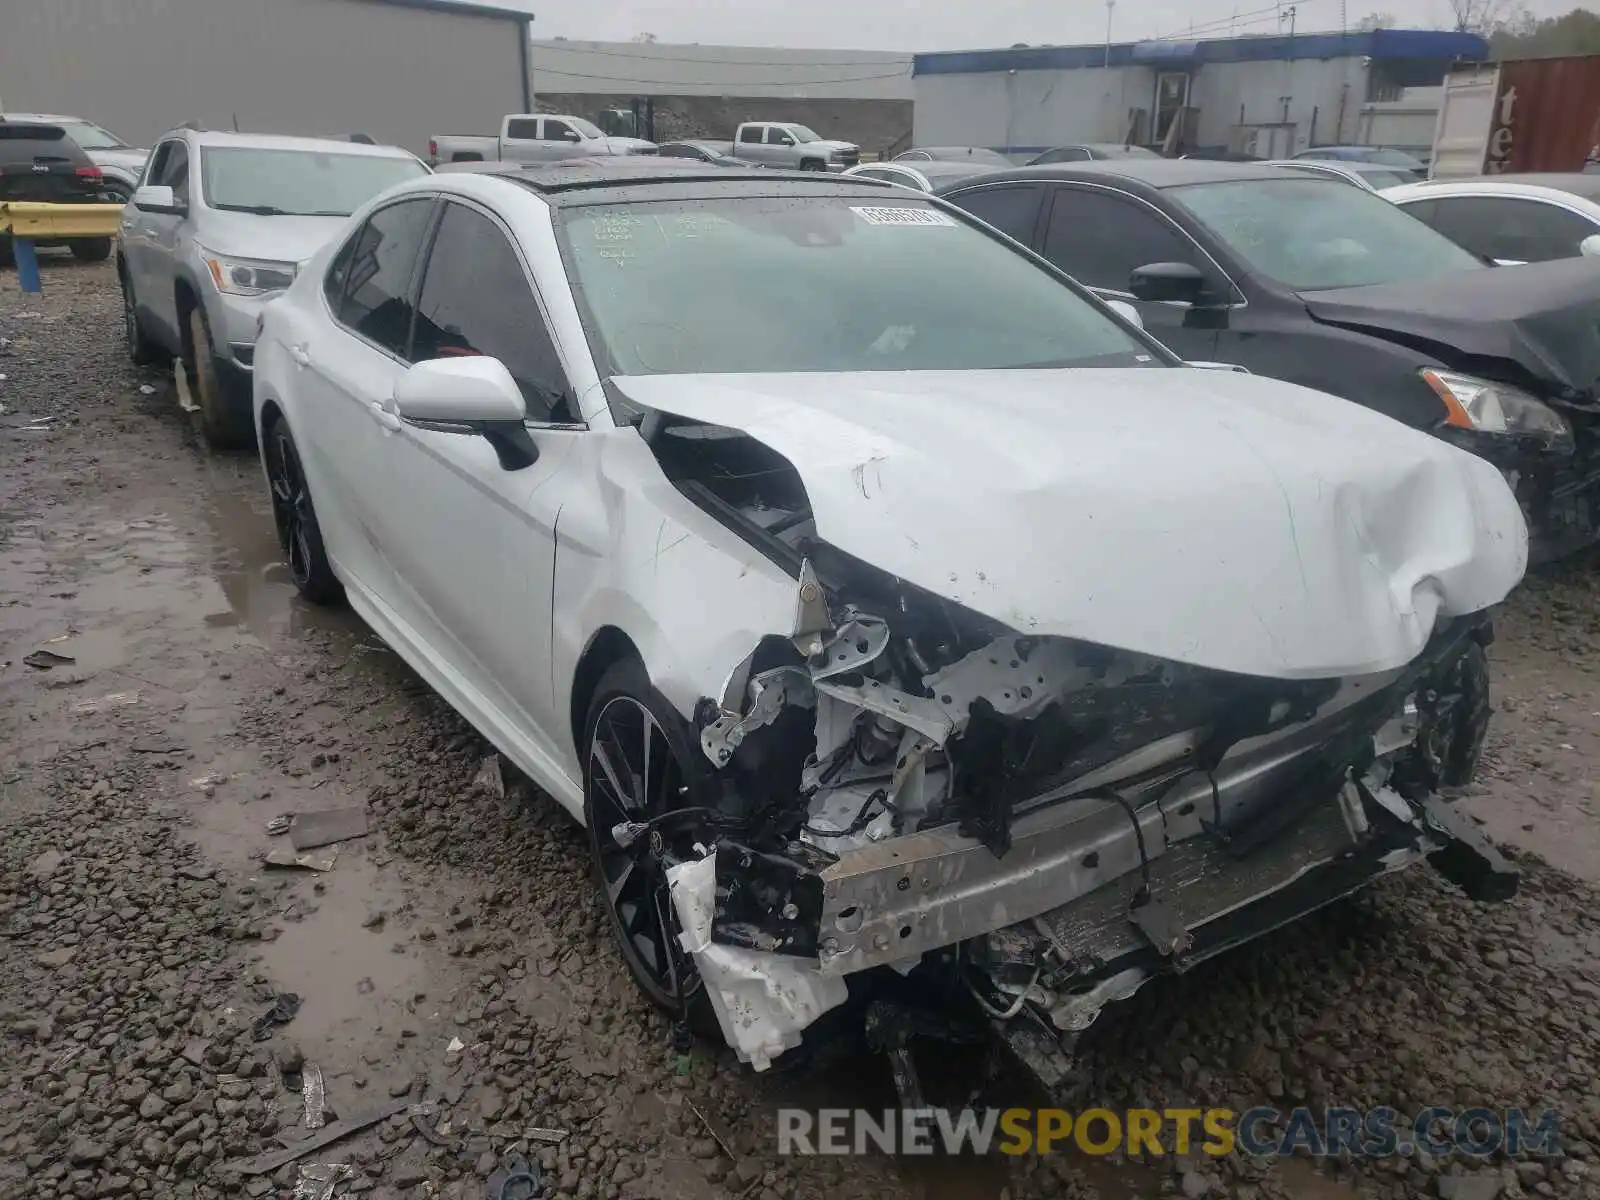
70, 238, 112, 263
263, 418, 341, 605
187, 306, 253, 448
799, 158, 825, 171
583, 660, 716, 1030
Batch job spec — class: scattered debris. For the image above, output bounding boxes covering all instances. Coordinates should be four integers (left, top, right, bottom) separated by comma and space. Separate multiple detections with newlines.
129, 737, 185, 754
237, 1097, 414, 1175
485, 1154, 542, 1200
266, 814, 293, 836
188, 772, 228, 791
473, 753, 505, 801
23, 648, 75, 670
411, 1108, 463, 1151
251, 987, 302, 1041
524, 1127, 568, 1145
292, 1162, 350, 1200
301, 1063, 326, 1130
72, 690, 142, 714
138, 384, 157, 395
445, 1036, 465, 1055
264, 845, 339, 872
289, 807, 369, 851
687, 1099, 735, 1159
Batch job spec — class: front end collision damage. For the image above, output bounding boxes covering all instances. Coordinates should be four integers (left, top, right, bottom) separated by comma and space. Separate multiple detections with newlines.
601, 386, 1529, 1088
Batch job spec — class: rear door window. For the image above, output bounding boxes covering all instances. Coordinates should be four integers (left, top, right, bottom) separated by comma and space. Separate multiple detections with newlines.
739, 126, 763, 145
412, 201, 575, 422
335, 197, 437, 357
1427, 195, 1599, 263
945, 184, 1044, 246
505, 118, 539, 140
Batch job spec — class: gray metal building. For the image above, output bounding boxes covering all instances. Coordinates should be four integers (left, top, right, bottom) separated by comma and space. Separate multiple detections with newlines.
913, 28, 1488, 160
0, 0, 533, 156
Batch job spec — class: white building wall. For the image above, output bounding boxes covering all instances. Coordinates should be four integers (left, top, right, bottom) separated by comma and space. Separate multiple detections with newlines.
531, 40, 913, 101
913, 55, 1374, 155
912, 67, 1144, 154
1189, 57, 1369, 152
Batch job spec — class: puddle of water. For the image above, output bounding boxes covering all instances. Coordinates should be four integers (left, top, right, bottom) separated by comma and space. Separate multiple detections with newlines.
183, 761, 434, 1090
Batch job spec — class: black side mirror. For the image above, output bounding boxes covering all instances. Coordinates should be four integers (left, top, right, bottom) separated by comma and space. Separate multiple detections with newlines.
1129, 261, 1209, 305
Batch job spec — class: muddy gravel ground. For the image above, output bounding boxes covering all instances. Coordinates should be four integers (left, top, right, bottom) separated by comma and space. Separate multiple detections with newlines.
3, 260, 1600, 1200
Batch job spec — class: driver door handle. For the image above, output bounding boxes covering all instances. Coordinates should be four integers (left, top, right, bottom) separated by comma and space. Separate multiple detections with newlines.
369, 401, 402, 432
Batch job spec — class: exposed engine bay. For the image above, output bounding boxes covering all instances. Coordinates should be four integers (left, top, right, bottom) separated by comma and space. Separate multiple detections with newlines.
632, 413, 1520, 1087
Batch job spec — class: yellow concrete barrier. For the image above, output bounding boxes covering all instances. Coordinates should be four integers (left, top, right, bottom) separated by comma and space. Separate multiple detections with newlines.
0, 202, 124, 238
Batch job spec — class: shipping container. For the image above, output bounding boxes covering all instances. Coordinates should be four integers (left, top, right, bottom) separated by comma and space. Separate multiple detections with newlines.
1430, 54, 1600, 178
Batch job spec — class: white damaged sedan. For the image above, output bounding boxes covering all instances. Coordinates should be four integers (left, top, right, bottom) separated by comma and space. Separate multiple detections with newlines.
254, 164, 1528, 1095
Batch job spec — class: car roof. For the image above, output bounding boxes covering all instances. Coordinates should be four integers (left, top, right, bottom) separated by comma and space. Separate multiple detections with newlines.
3, 112, 82, 123
167, 128, 418, 157
1408, 173, 1600, 201
943, 158, 1302, 191
481, 162, 906, 204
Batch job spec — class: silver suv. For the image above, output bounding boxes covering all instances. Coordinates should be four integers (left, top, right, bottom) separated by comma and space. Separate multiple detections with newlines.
118, 128, 428, 446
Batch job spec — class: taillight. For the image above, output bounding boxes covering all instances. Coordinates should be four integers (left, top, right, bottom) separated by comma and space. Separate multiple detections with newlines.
75, 166, 102, 179
428, 139, 437, 159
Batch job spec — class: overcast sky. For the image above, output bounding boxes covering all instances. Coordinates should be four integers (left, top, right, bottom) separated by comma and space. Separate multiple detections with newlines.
508, 0, 1577, 50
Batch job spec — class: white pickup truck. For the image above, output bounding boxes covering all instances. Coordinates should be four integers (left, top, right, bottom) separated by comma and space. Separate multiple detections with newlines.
427, 114, 656, 166
731, 122, 859, 171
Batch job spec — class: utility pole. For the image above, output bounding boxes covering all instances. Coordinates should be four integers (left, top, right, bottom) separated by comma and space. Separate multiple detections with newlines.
1104, 0, 1116, 69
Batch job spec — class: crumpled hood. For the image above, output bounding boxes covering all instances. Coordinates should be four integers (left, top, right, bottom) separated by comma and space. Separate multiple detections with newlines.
617, 368, 1527, 680
194, 211, 351, 265
1301, 259, 1600, 404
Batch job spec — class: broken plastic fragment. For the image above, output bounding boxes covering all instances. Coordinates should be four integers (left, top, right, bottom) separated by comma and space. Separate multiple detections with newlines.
666, 853, 847, 1071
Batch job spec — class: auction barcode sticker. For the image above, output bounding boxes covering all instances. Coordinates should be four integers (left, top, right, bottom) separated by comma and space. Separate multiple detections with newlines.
850, 206, 958, 227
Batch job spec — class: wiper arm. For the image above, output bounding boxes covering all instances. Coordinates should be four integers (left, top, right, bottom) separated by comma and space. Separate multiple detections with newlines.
213, 203, 293, 215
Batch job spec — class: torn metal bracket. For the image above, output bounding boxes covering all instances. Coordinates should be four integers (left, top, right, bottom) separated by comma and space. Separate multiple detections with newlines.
791, 558, 831, 656
922, 636, 1100, 735
810, 615, 891, 681
813, 675, 953, 746
700, 666, 816, 766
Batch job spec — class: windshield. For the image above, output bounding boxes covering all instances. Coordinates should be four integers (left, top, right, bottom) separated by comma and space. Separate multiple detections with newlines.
60, 121, 126, 150
787, 126, 821, 144
569, 118, 603, 139
1170, 177, 1485, 291
557, 195, 1160, 375
201, 147, 427, 216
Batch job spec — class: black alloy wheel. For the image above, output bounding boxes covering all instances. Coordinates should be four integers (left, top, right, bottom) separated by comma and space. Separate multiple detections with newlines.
583, 667, 709, 1020
265, 421, 339, 604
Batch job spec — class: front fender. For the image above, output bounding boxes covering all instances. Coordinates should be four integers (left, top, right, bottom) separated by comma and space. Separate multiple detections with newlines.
551, 427, 796, 770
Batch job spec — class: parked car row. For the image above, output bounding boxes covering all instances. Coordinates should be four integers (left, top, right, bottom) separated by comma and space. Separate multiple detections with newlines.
936, 157, 1600, 561
0, 113, 148, 266
427, 114, 861, 173
230, 159, 1533, 1099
